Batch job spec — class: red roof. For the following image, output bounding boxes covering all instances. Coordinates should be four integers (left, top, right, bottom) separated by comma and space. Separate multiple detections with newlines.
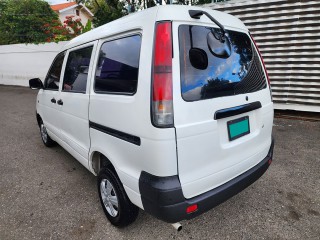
51, 2, 77, 11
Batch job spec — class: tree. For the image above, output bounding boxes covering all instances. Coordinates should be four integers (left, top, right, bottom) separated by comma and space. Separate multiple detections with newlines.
93, 0, 126, 27
76, 0, 127, 27
0, 0, 65, 44
45, 15, 93, 42
73, 0, 231, 28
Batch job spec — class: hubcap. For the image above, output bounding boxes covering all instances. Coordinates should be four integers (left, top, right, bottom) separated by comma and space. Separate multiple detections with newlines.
100, 179, 119, 217
40, 124, 48, 143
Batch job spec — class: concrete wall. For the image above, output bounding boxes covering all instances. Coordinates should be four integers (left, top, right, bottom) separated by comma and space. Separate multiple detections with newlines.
0, 42, 68, 86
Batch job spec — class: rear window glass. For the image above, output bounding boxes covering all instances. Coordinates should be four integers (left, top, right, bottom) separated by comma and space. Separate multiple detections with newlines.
179, 25, 266, 101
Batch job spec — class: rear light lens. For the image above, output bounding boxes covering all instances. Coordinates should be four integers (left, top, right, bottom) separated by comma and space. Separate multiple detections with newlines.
152, 21, 174, 127
250, 33, 273, 101
186, 204, 198, 214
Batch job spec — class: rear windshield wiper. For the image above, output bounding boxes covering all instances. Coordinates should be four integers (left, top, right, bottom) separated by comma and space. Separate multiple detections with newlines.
189, 9, 232, 58
189, 10, 226, 42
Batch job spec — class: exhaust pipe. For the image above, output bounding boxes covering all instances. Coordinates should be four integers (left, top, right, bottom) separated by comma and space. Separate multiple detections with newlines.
172, 222, 182, 231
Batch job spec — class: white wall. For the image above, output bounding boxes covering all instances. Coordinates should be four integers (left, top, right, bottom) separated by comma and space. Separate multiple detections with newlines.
0, 42, 68, 86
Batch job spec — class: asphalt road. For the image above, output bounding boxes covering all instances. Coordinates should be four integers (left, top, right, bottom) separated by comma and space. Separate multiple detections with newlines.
0, 85, 319, 240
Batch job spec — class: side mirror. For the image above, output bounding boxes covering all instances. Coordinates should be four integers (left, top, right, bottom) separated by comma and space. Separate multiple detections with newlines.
29, 78, 44, 90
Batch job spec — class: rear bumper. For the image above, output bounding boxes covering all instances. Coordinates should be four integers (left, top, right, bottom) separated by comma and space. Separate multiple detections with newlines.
139, 138, 274, 223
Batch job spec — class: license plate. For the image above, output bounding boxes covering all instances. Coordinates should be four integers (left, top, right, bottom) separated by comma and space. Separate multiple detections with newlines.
227, 116, 250, 141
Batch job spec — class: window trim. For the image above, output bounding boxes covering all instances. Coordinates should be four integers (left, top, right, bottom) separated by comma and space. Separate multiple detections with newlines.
43, 51, 66, 91
61, 45, 95, 94
93, 33, 142, 96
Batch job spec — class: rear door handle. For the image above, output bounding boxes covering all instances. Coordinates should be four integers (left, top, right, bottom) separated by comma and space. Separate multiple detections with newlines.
214, 101, 262, 120
57, 99, 63, 106
51, 98, 56, 103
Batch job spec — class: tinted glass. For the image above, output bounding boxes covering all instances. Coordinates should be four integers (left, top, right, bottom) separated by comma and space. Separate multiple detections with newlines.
44, 52, 65, 90
95, 35, 141, 94
179, 25, 267, 101
63, 46, 93, 93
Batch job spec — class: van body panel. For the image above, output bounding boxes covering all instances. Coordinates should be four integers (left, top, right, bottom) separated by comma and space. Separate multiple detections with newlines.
87, 25, 178, 204
58, 92, 90, 163
155, 6, 246, 31
123, 185, 144, 210
88, 127, 177, 208
171, 21, 273, 198
139, 140, 273, 223
37, 89, 62, 139
36, 50, 68, 142
57, 42, 97, 165
34, 5, 274, 224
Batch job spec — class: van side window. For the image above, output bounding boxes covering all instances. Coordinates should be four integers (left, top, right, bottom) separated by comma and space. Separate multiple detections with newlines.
44, 52, 65, 90
95, 35, 141, 94
62, 46, 93, 93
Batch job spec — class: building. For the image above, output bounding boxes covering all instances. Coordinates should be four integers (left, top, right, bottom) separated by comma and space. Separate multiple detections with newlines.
50, 2, 94, 27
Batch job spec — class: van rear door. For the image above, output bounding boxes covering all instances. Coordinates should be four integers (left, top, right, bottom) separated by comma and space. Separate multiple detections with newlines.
172, 23, 274, 199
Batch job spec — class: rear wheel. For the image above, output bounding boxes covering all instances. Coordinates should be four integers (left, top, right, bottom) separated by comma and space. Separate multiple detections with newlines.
97, 168, 139, 227
39, 121, 56, 147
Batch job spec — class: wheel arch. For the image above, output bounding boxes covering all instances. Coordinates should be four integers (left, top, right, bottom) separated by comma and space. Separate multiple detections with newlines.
90, 149, 144, 210
90, 150, 116, 176
36, 112, 42, 127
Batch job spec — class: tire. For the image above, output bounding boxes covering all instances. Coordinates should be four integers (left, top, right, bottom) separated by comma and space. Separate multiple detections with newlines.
39, 121, 56, 147
97, 168, 139, 227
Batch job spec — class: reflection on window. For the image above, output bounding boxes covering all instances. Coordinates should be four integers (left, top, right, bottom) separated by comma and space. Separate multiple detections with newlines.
95, 35, 141, 94
44, 52, 65, 90
63, 46, 93, 93
179, 25, 266, 101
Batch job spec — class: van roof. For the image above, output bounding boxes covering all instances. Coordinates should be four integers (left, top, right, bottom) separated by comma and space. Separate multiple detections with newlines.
62, 5, 247, 51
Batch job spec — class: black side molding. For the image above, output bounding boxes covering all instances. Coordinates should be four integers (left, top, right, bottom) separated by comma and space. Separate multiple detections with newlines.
214, 101, 262, 120
89, 121, 141, 146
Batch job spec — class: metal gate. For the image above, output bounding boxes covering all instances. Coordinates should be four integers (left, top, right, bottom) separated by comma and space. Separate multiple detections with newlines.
206, 0, 320, 112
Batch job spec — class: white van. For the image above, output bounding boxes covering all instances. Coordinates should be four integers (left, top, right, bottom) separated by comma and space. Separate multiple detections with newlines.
29, 5, 274, 228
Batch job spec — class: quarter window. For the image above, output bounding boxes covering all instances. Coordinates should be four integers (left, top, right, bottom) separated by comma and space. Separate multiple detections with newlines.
94, 35, 141, 94
44, 52, 65, 90
63, 46, 93, 93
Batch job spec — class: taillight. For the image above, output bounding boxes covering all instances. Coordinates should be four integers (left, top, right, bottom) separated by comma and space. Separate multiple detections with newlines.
152, 21, 174, 127
250, 33, 273, 101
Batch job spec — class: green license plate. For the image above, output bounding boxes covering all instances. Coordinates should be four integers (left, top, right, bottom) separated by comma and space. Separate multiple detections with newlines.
227, 116, 250, 141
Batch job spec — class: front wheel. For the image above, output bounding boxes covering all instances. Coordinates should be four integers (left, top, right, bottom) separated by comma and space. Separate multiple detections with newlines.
97, 168, 139, 227
40, 122, 56, 147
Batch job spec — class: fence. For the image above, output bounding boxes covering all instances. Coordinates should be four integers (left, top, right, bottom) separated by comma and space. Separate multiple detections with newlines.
206, 0, 320, 112
0, 42, 68, 87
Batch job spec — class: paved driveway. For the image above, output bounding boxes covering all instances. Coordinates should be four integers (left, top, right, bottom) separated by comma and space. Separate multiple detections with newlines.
0, 85, 319, 240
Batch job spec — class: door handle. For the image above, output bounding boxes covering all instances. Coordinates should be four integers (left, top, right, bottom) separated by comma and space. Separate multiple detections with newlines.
51, 98, 56, 103
57, 99, 63, 106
